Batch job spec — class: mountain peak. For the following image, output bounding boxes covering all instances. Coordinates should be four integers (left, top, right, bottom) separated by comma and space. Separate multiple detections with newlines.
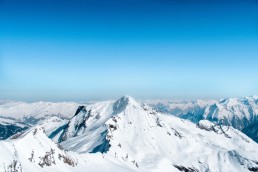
113, 96, 138, 113
73, 105, 86, 117
116, 96, 138, 104
121, 95, 137, 102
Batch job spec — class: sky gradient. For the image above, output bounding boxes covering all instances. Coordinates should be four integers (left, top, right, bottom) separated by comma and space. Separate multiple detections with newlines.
0, 0, 258, 101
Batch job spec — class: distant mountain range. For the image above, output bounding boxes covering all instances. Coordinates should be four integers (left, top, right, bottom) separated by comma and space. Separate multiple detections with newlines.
0, 101, 81, 122
147, 95, 258, 143
0, 96, 258, 171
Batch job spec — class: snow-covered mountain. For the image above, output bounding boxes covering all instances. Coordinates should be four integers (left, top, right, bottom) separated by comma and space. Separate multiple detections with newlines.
45, 96, 258, 171
0, 96, 258, 171
0, 125, 135, 172
203, 96, 258, 129
146, 99, 217, 123
148, 96, 258, 142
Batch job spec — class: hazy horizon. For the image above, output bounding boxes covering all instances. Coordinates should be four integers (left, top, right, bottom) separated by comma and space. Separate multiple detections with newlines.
1, 94, 258, 104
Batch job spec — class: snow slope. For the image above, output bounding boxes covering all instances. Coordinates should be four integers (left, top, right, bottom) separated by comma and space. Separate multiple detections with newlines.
49, 96, 258, 172
0, 125, 137, 172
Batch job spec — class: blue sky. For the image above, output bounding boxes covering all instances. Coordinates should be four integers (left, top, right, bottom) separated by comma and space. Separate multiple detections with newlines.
0, 0, 258, 101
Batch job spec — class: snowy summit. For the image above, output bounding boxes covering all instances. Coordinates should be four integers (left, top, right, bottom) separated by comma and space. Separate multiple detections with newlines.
0, 96, 258, 172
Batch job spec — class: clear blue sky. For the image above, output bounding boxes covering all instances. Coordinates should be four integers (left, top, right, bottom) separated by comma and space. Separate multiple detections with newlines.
0, 0, 258, 101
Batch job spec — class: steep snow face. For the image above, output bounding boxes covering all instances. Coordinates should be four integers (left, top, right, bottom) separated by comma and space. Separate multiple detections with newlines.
0, 101, 82, 124
51, 97, 129, 153
50, 96, 258, 172
37, 116, 68, 138
51, 96, 142, 154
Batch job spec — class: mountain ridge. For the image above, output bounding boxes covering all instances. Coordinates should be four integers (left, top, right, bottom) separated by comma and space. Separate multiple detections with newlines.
45, 96, 258, 171
0, 96, 258, 171
148, 95, 258, 143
